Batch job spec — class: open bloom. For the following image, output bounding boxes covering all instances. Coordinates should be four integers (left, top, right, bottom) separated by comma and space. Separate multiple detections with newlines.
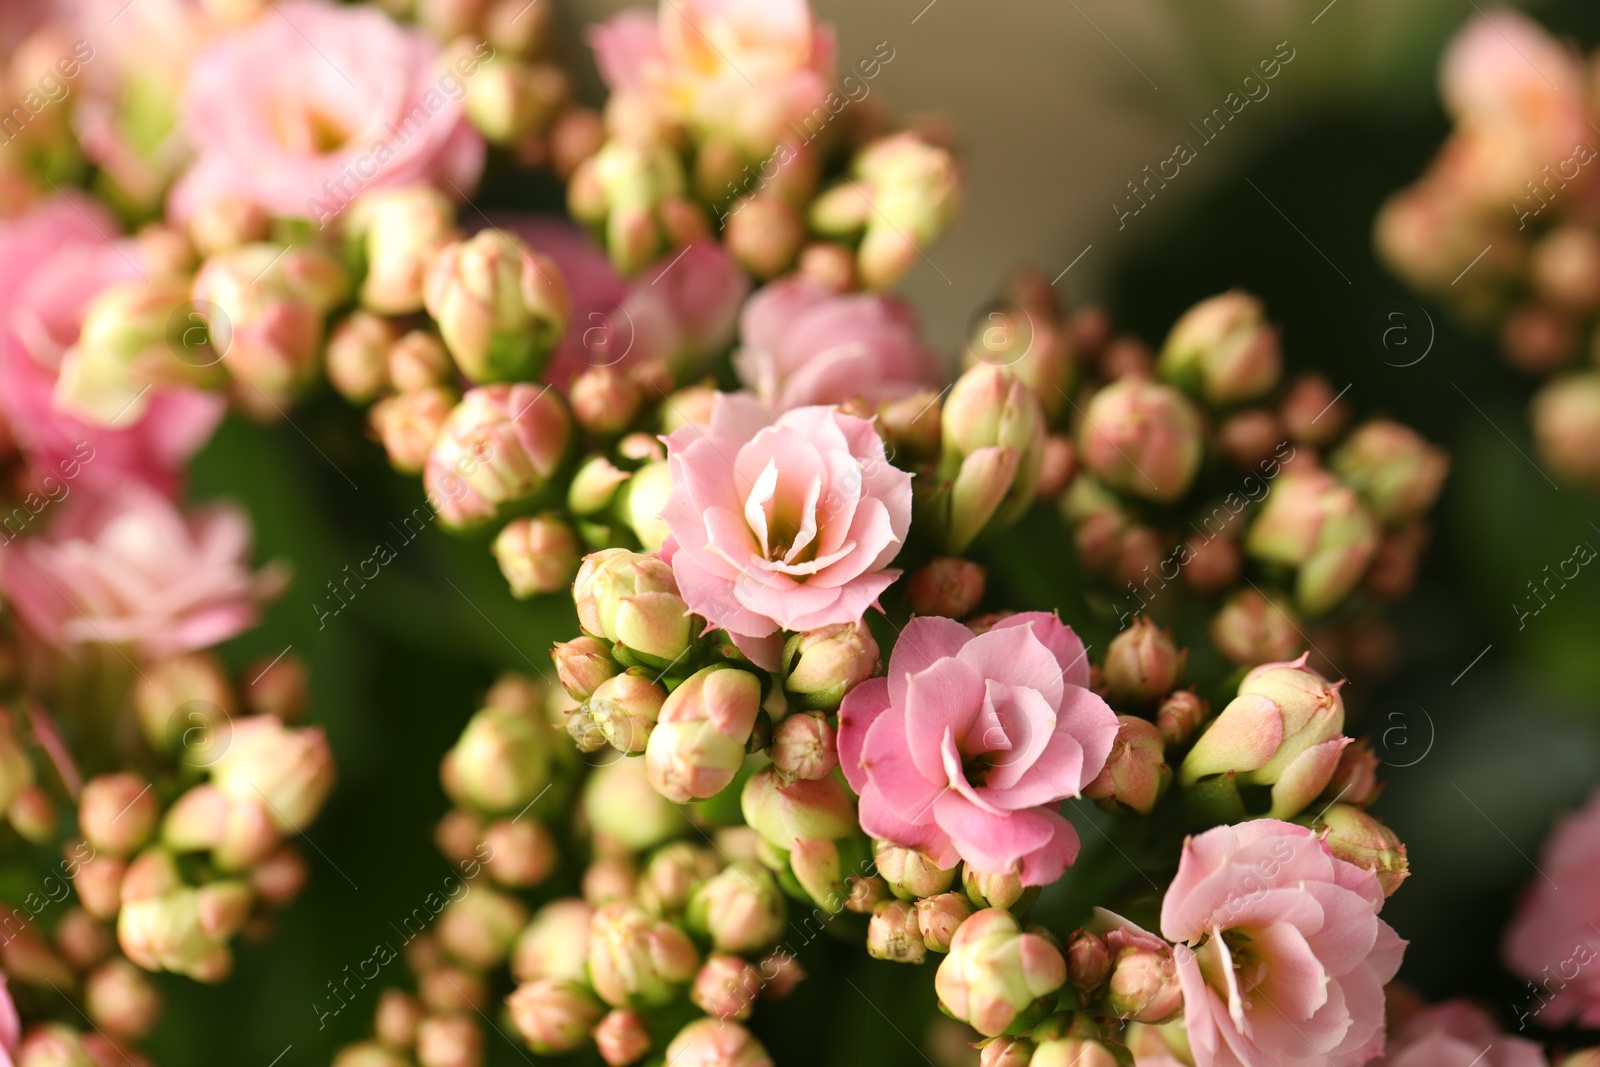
0, 485, 286, 656
1160, 820, 1405, 1067
169, 0, 485, 225
838, 613, 1118, 885
660, 394, 911, 668
1374, 1001, 1548, 1067
734, 278, 942, 411
1504, 785, 1600, 1028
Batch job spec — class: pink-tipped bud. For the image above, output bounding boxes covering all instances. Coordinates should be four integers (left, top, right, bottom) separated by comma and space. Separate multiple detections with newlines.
692, 953, 762, 1019
1066, 929, 1111, 993
781, 622, 879, 712
71, 851, 127, 920
423, 230, 570, 383
1245, 468, 1379, 616
243, 650, 309, 722
189, 193, 269, 257
1156, 689, 1208, 747
1331, 420, 1449, 527
1325, 737, 1383, 807
845, 132, 963, 291
120, 847, 182, 904
326, 311, 397, 404
572, 549, 691, 666
1036, 435, 1078, 500
1102, 617, 1184, 708
117, 887, 231, 981
1219, 408, 1288, 468
570, 367, 644, 436
962, 867, 1037, 914
868, 899, 927, 964
593, 1008, 651, 1066
354, 187, 459, 316
583, 758, 682, 852
941, 364, 1047, 552
1106, 943, 1181, 1023
56, 278, 210, 426
85, 958, 162, 1039
908, 558, 987, 619
1281, 373, 1348, 447
437, 888, 530, 969
768, 712, 838, 781
1078, 378, 1204, 504
935, 908, 1067, 1037
552, 636, 620, 703
1032, 1038, 1118, 1067
8, 786, 54, 845
1181, 533, 1242, 594
510, 899, 594, 983
78, 774, 158, 857
740, 767, 856, 853
726, 195, 804, 280
415, 1013, 482, 1067
875, 840, 958, 901
587, 669, 667, 754
645, 666, 761, 803
1083, 716, 1170, 816
915, 892, 974, 954
196, 880, 252, 940
637, 843, 721, 917
250, 845, 309, 908
494, 515, 580, 599
210, 717, 334, 832
618, 459, 674, 553
388, 330, 454, 393
587, 900, 700, 1007
371, 386, 458, 474
1159, 290, 1280, 405
1310, 803, 1409, 896
506, 979, 603, 1055
1532, 373, 1600, 486
56, 909, 113, 971
16, 1024, 97, 1067
482, 818, 558, 888
136, 222, 196, 277
420, 965, 487, 1015
663, 1019, 774, 1067
980, 1037, 1036, 1067
443, 705, 552, 814
425, 383, 573, 529
1210, 588, 1304, 667
686, 861, 786, 955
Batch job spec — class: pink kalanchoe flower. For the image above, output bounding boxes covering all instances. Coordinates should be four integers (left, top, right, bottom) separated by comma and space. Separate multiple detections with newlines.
837, 612, 1118, 885
0, 196, 224, 499
734, 278, 943, 412
660, 394, 911, 669
1159, 819, 1406, 1067
169, 0, 486, 225
1374, 1001, 1548, 1067
0, 485, 286, 657
0, 969, 16, 1067
1504, 786, 1600, 1029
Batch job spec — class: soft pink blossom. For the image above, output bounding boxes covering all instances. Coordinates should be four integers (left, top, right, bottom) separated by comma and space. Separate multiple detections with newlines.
660, 395, 910, 668
0, 970, 16, 1067
734, 278, 942, 411
0, 484, 286, 657
1372, 1002, 1547, 1067
837, 612, 1117, 885
0, 196, 223, 498
169, 0, 485, 224
1504, 785, 1600, 1028
1159, 819, 1405, 1067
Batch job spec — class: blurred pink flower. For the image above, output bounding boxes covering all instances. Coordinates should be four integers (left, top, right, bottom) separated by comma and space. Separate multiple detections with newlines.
660, 394, 909, 668
1373, 1002, 1547, 1067
734, 278, 942, 411
0, 970, 16, 1067
837, 612, 1116, 885
169, 0, 485, 224
0, 196, 223, 498
1159, 819, 1405, 1067
0, 484, 286, 657
1504, 785, 1600, 1028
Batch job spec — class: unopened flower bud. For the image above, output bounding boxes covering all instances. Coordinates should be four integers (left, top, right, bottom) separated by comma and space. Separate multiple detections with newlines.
1219, 408, 1288, 468
415, 1013, 482, 1067
1106, 944, 1181, 1022
424, 231, 570, 383
1066, 929, 1111, 993
354, 187, 458, 315
908, 558, 986, 618
117, 887, 231, 981
687, 861, 786, 954
1032, 1038, 1118, 1067
1036, 435, 1078, 500
71, 851, 126, 920
1324, 737, 1383, 807
916, 892, 974, 953
768, 712, 838, 781
663, 1019, 774, 1067
824, 132, 962, 291
1246, 467, 1380, 616
638, 843, 721, 917
618, 460, 674, 553
935, 908, 1066, 1037
1084, 716, 1170, 816
85, 958, 162, 1038
585, 669, 666, 754
1331, 420, 1449, 527
438, 888, 530, 969
583, 758, 681, 852
594, 1008, 651, 1066
962, 866, 1038, 914
876, 389, 943, 463
133, 651, 235, 755
210, 717, 334, 832
16, 1024, 97, 1067
506, 979, 603, 1055
569, 367, 644, 436
551, 637, 618, 703
326, 311, 397, 404
1309, 803, 1409, 896
727, 194, 803, 280
645, 666, 761, 802
511, 899, 594, 983
480, 818, 557, 888
388, 330, 453, 393
1078, 378, 1203, 504
443, 705, 552, 814
425, 383, 573, 529
77, 773, 157, 857
250, 844, 309, 908
8, 786, 54, 845
56, 278, 211, 425
1156, 689, 1208, 747
875, 841, 958, 901
692, 953, 761, 1019
867, 899, 927, 964
1281, 373, 1349, 448
420, 965, 486, 1015
1159, 290, 1281, 405
1181, 532, 1242, 593
371, 385, 457, 473
136, 222, 195, 277
741, 767, 856, 855
56, 909, 113, 971
493, 515, 579, 599
1210, 588, 1303, 667
588, 900, 700, 1007
781, 622, 880, 712
189, 193, 269, 256
1532, 373, 1600, 486
980, 1037, 1035, 1067
1102, 618, 1183, 708
941, 364, 1047, 552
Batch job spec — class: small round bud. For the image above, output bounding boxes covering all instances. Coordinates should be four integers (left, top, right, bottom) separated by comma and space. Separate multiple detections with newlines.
768, 712, 838, 781
511, 898, 594, 983
326, 311, 397, 404
388, 330, 454, 393
588, 901, 700, 1007
79, 773, 159, 856
1066, 929, 1110, 993
1280, 373, 1349, 448
646, 666, 761, 803
243, 650, 309, 721
1156, 689, 1208, 747
1159, 289, 1280, 405
868, 899, 927, 964
1532, 373, 1600, 486
1219, 408, 1287, 468
781, 622, 880, 712
691, 953, 762, 1020
875, 841, 958, 901
935, 908, 1066, 1037
494, 515, 580, 599
371, 386, 458, 474
1101, 618, 1183, 708
593, 1008, 651, 1067
570, 367, 644, 436
1310, 803, 1409, 896
1079, 378, 1203, 504
687, 861, 786, 955
587, 669, 667, 755
962, 867, 1037, 914
506, 979, 603, 1055
1083, 715, 1170, 816
1210, 588, 1304, 667
423, 230, 570, 383
907, 558, 986, 619
483, 819, 558, 888
415, 1013, 483, 1067
915, 892, 974, 953
374, 990, 423, 1050
663, 1020, 774, 1067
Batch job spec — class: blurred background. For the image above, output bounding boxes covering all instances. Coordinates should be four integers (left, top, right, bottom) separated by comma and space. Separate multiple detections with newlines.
158, 0, 1600, 1062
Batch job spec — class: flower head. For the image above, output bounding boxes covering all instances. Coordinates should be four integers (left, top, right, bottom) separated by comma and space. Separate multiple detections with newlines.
1504, 785, 1600, 1028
